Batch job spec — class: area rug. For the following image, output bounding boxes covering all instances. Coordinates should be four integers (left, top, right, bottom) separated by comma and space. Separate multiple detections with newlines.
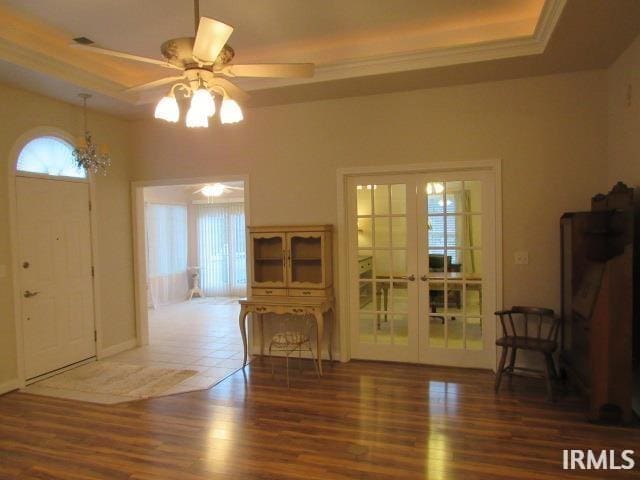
21, 362, 197, 404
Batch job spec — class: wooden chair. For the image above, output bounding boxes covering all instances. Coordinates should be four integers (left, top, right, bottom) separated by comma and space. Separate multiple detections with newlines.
494, 306, 561, 401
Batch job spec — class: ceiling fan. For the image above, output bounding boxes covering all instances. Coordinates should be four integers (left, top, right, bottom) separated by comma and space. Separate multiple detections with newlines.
195, 183, 243, 197
70, 0, 314, 126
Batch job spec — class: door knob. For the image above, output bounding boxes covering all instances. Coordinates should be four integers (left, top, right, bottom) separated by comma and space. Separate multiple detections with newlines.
23, 290, 39, 298
420, 275, 428, 281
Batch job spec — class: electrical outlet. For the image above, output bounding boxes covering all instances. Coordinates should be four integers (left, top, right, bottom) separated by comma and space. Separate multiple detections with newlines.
514, 251, 529, 265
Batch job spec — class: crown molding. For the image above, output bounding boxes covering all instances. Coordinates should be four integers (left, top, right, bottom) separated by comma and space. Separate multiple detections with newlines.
237, 0, 566, 92
0, 0, 566, 106
0, 39, 136, 104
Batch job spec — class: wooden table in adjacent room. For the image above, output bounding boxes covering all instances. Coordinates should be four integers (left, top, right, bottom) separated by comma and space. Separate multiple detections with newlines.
238, 296, 335, 375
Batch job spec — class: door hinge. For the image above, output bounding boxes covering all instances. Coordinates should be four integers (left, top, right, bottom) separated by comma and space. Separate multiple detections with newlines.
94, 330, 97, 342
89, 200, 92, 211
91, 266, 95, 277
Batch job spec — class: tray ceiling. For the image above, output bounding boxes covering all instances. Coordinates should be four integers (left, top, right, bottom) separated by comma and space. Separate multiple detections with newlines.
0, 0, 638, 117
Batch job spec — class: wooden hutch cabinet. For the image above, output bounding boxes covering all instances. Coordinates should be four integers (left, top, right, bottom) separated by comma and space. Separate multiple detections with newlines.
249, 225, 333, 298
240, 225, 335, 375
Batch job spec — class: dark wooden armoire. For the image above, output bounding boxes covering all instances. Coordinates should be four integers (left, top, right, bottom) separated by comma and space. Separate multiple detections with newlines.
560, 182, 639, 423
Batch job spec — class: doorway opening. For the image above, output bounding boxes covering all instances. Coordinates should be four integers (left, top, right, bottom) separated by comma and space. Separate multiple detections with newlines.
126, 178, 250, 391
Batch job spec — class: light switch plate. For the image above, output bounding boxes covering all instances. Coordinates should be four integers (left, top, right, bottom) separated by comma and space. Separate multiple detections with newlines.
514, 251, 529, 265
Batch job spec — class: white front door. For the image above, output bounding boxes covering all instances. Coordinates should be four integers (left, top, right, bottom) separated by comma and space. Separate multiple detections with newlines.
16, 176, 96, 379
348, 170, 496, 369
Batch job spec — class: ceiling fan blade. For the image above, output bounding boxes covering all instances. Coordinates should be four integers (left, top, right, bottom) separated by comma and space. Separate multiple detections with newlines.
193, 17, 234, 63
218, 63, 314, 78
70, 42, 182, 70
126, 75, 186, 93
209, 77, 249, 102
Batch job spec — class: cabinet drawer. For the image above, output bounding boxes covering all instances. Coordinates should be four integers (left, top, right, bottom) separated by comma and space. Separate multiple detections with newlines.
252, 288, 287, 296
289, 289, 324, 297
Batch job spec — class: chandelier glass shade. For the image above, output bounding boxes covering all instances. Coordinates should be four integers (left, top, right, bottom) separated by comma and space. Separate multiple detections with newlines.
220, 97, 244, 124
154, 95, 180, 123
72, 93, 111, 175
154, 79, 243, 128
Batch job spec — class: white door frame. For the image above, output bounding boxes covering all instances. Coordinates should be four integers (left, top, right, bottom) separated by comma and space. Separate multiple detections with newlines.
131, 175, 251, 347
336, 160, 503, 367
7, 126, 103, 388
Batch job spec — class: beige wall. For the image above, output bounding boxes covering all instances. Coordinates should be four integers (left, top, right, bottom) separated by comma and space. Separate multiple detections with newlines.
608, 34, 640, 186
0, 67, 613, 383
0, 84, 136, 385
133, 71, 609, 336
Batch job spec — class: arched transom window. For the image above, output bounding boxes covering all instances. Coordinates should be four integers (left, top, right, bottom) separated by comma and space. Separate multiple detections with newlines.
16, 136, 87, 179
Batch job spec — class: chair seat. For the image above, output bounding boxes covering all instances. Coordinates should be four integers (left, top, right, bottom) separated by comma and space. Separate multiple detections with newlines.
496, 336, 557, 353
271, 331, 309, 346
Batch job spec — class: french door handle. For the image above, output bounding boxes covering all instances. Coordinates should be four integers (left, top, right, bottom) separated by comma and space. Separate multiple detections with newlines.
24, 290, 40, 298
420, 275, 428, 281
399, 274, 416, 281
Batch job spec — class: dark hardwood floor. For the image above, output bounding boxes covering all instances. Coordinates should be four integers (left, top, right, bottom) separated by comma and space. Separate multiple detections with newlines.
0, 360, 638, 479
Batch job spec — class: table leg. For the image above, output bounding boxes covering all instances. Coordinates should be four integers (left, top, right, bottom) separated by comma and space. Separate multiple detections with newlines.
239, 305, 249, 367
314, 311, 324, 376
259, 313, 265, 358
326, 308, 334, 362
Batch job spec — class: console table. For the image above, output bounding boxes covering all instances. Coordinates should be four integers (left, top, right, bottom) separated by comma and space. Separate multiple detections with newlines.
238, 296, 334, 375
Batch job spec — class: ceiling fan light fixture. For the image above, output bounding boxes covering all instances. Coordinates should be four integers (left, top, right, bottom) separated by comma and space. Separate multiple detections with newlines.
201, 183, 225, 197
220, 97, 243, 124
186, 105, 209, 128
154, 94, 180, 123
191, 88, 216, 117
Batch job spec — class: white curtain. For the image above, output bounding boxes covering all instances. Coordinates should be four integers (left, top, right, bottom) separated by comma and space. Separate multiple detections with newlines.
146, 203, 189, 305
197, 203, 246, 297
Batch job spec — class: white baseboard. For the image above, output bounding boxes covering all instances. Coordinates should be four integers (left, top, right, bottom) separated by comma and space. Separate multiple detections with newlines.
98, 338, 137, 359
0, 378, 21, 396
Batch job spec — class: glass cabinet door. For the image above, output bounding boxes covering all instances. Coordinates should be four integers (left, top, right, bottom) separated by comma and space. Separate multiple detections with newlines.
287, 232, 325, 288
251, 233, 286, 287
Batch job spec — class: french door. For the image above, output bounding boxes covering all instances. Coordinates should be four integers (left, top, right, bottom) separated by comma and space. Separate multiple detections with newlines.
348, 170, 496, 369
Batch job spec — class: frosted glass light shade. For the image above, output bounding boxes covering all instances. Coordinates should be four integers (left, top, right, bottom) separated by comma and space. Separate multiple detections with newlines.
220, 98, 243, 124
191, 88, 215, 117
185, 106, 208, 128
154, 95, 180, 123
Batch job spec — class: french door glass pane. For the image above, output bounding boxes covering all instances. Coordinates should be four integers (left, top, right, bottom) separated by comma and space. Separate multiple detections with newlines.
394, 314, 409, 345
357, 182, 410, 346
391, 217, 406, 248
465, 283, 482, 315
357, 218, 372, 247
447, 317, 463, 348
374, 184, 390, 215
391, 184, 406, 214
429, 317, 445, 347
426, 179, 484, 351
357, 186, 372, 215
374, 217, 390, 247
466, 317, 483, 350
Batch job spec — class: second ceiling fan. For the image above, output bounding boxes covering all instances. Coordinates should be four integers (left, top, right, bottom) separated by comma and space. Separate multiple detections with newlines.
72, 0, 314, 126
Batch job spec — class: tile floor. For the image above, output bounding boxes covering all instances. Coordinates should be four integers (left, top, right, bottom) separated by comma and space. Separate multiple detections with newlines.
106, 297, 246, 395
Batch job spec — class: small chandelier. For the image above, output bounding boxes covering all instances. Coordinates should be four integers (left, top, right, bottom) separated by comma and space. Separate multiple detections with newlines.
73, 93, 111, 175
154, 76, 243, 128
